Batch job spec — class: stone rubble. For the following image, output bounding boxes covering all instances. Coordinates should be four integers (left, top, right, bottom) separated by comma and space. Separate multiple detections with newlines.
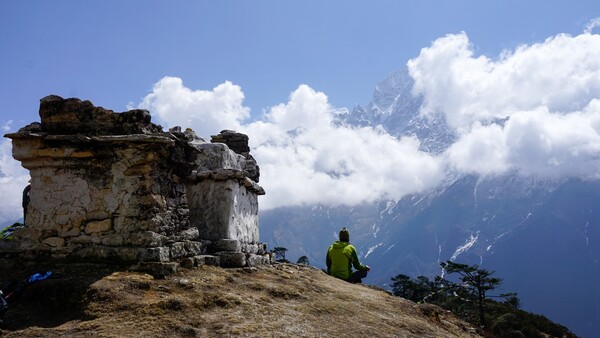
2, 95, 272, 275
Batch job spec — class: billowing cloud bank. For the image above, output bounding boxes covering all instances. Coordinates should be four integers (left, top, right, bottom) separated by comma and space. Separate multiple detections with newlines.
137, 77, 249, 137
142, 81, 445, 209
409, 31, 600, 178
2, 26, 600, 222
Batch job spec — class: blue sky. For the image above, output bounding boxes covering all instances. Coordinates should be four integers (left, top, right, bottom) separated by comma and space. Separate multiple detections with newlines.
2, 1, 600, 223
2, 1, 598, 123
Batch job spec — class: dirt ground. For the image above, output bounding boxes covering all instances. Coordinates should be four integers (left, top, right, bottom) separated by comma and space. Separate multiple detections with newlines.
0, 260, 480, 337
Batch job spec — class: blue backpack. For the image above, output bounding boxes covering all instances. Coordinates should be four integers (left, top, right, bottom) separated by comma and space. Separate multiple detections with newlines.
0, 223, 24, 240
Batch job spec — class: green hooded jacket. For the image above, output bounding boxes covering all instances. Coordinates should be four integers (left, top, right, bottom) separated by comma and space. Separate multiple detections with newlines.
326, 241, 368, 280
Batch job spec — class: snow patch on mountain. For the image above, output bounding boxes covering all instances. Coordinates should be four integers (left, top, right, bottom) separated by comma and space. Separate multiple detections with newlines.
383, 244, 395, 255
372, 223, 380, 238
411, 196, 425, 207
520, 212, 533, 225
585, 221, 590, 246
381, 200, 397, 218
450, 232, 479, 261
365, 243, 384, 258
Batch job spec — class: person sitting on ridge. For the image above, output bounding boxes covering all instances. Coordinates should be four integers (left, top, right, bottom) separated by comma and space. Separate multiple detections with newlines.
326, 227, 370, 283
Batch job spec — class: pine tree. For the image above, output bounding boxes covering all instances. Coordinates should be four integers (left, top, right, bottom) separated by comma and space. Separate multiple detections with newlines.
297, 256, 310, 265
440, 260, 503, 327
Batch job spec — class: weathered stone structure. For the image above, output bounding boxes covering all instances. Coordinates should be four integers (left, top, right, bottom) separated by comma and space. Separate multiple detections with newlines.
2, 95, 269, 274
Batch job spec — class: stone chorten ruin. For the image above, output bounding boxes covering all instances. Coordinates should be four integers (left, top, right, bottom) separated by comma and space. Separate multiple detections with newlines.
2, 95, 269, 274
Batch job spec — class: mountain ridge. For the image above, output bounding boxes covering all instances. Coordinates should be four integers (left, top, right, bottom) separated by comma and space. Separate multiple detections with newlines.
0, 260, 480, 337
260, 67, 600, 337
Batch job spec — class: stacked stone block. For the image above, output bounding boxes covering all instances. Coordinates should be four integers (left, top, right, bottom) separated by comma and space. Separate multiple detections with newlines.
2, 96, 270, 275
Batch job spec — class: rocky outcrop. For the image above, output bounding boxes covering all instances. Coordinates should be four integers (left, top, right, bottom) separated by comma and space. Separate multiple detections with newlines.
211, 130, 260, 182
2, 96, 269, 274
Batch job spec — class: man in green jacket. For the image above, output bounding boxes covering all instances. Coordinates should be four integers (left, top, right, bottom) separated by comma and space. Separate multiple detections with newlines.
326, 228, 370, 283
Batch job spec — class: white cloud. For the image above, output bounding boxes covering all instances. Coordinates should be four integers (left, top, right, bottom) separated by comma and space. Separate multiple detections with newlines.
504, 105, 600, 178
137, 25, 600, 207
409, 32, 600, 131
137, 77, 250, 137
3, 28, 600, 215
409, 31, 600, 178
2, 120, 12, 132
265, 85, 333, 131
244, 87, 445, 208
0, 138, 30, 225
137, 82, 446, 209
446, 122, 509, 175
585, 17, 600, 34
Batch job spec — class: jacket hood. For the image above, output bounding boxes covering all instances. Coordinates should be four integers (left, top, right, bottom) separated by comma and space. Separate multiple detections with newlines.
332, 241, 349, 249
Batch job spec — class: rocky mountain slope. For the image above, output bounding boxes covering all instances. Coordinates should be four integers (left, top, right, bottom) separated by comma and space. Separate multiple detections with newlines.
0, 261, 479, 337
259, 68, 600, 337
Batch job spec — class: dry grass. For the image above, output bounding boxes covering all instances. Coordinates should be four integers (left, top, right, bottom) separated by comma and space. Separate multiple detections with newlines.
0, 262, 481, 337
